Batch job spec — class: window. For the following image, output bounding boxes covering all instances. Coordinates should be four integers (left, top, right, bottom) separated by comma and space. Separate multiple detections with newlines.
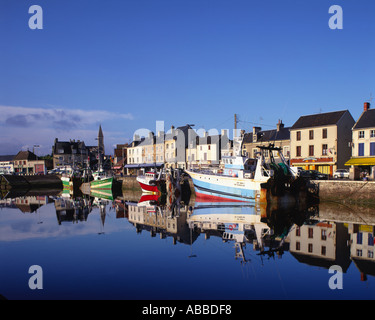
308, 228, 313, 239
296, 242, 300, 251
359, 131, 365, 139
309, 145, 314, 157
321, 229, 327, 241
295, 227, 301, 236
370, 143, 375, 156
357, 232, 363, 245
368, 233, 374, 246
321, 246, 326, 256
358, 143, 364, 157
322, 144, 328, 156
309, 130, 314, 140
308, 243, 313, 253
283, 146, 290, 157
371, 130, 375, 138
322, 128, 328, 139
296, 146, 301, 157
296, 131, 301, 141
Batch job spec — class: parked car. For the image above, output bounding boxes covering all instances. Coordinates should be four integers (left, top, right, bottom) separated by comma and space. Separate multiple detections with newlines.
290, 167, 304, 176
300, 170, 329, 180
333, 169, 349, 179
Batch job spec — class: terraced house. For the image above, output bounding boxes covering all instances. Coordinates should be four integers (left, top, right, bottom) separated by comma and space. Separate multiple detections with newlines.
242, 120, 291, 162
290, 110, 355, 176
346, 102, 375, 179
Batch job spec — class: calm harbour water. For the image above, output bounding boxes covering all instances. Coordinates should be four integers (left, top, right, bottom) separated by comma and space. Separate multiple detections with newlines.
1, 190, 375, 300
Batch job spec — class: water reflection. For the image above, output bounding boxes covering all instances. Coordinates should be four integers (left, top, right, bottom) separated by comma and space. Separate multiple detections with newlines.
1, 188, 375, 289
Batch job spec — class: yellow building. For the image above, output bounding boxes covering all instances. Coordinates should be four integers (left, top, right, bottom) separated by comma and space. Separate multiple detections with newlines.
345, 102, 375, 179
290, 110, 355, 176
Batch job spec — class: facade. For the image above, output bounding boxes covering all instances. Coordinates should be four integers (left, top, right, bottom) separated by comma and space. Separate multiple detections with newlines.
287, 221, 350, 271
126, 124, 196, 173
112, 143, 129, 174
13, 151, 47, 175
52, 126, 105, 170
347, 222, 375, 280
0, 155, 15, 174
127, 202, 194, 245
242, 120, 291, 162
52, 138, 88, 169
345, 102, 375, 179
186, 131, 229, 169
126, 133, 158, 174
164, 124, 196, 169
290, 110, 355, 176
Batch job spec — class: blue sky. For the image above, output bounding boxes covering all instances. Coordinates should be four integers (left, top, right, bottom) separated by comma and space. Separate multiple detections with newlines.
0, 0, 374, 155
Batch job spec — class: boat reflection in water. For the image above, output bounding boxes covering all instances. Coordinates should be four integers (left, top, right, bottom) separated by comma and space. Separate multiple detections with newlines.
126, 189, 319, 264
127, 192, 195, 244
2, 186, 375, 299
187, 197, 317, 263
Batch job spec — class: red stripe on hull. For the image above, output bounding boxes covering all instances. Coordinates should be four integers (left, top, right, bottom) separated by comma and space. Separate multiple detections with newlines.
138, 182, 159, 193
195, 192, 247, 203
139, 194, 160, 203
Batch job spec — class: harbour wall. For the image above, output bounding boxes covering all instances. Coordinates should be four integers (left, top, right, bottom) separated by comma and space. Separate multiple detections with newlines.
313, 180, 375, 204
0, 174, 63, 190
120, 176, 375, 205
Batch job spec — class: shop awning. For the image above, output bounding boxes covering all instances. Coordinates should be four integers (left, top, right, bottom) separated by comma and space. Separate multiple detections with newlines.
124, 163, 164, 169
345, 157, 375, 166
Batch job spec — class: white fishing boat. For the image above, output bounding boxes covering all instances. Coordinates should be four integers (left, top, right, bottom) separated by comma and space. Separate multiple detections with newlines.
185, 133, 299, 203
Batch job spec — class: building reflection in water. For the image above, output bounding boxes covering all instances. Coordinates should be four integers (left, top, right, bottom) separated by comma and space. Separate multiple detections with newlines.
2, 188, 375, 283
125, 193, 375, 282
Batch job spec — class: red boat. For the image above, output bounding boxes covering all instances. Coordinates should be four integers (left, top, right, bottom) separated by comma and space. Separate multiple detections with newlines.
136, 170, 164, 193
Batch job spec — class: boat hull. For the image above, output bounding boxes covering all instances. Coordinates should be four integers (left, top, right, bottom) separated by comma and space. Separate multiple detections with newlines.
186, 170, 267, 202
90, 177, 113, 189
61, 176, 70, 189
138, 181, 160, 193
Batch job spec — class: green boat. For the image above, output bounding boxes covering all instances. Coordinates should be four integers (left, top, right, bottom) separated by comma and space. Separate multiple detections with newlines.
90, 188, 115, 200
90, 176, 114, 189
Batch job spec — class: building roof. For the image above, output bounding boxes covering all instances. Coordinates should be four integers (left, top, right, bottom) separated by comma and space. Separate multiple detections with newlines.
14, 151, 37, 161
243, 127, 291, 144
53, 139, 86, 155
0, 155, 16, 162
291, 110, 348, 130
353, 109, 375, 130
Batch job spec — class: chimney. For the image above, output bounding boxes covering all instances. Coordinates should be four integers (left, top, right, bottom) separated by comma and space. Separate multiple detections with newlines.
253, 127, 261, 142
364, 102, 371, 112
276, 119, 284, 131
253, 126, 261, 135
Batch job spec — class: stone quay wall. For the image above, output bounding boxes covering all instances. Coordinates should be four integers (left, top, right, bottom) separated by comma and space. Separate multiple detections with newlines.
119, 176, 375, 205
314, 180, 375, 204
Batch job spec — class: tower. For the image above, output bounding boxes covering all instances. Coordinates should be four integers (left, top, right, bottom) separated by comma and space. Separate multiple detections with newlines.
98, 125, 105, 156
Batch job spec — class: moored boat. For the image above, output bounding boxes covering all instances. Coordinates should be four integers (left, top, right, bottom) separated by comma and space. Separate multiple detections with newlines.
185, 133, 306, 204
136, 169, 165, 194
90, 169, 114, 190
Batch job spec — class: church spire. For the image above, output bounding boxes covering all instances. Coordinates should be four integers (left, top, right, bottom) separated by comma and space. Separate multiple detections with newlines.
98, 125, 105, 156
